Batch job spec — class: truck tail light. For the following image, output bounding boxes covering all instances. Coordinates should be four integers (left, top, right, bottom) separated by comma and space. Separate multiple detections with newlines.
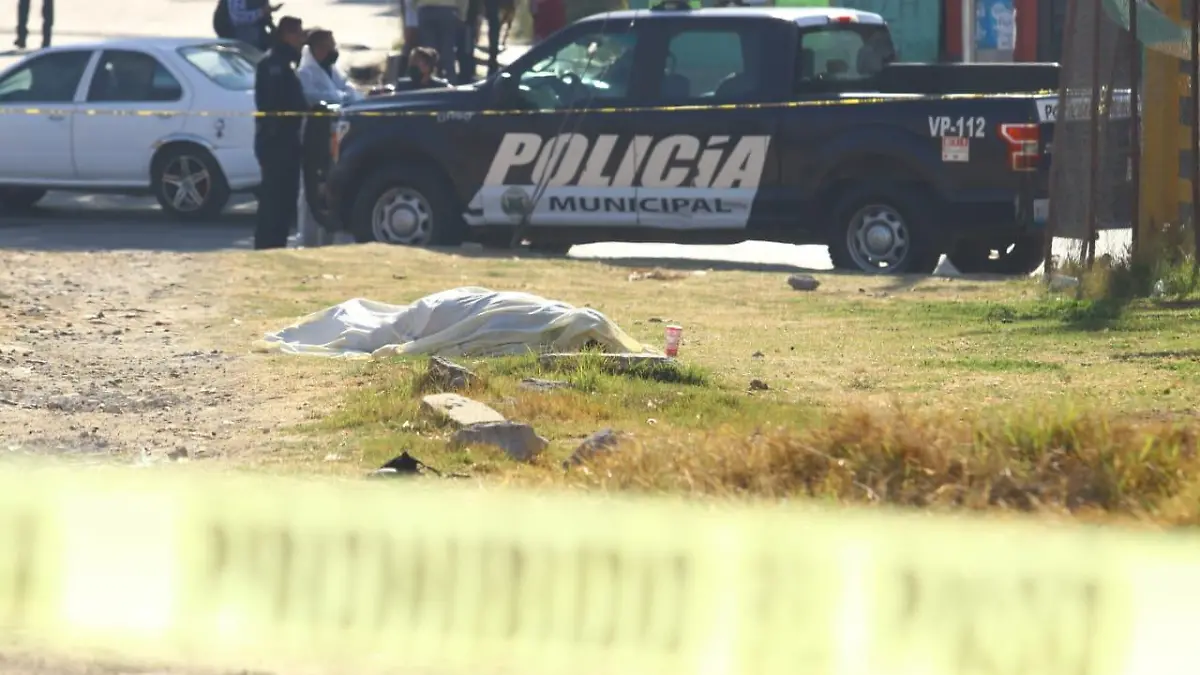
331, 119, 351, 162
999, 123, 1040, 172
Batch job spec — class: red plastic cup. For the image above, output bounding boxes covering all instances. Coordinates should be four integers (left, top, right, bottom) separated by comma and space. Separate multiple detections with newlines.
664, 325, 682, 357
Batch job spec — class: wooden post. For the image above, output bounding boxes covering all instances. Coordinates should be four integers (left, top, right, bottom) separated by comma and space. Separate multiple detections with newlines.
1139, 0, 1185, 254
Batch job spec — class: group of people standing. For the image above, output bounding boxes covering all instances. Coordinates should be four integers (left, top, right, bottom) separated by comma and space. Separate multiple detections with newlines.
399, 0, 565, 84
231, 0, 571, 249
399, 0, 503, 84
247, 10, 454, 250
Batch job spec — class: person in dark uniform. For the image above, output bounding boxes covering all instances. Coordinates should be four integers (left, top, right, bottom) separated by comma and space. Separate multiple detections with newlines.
14, 0, 53, 49
253, 15, 308, 250
458, 0, 501, 83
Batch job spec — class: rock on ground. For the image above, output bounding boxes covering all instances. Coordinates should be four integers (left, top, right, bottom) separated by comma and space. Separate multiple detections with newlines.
427, 356, 477, 391
519, 377, 570, 392
786, 274, 820, 291
564, 428, 631, 468
420, 393, 505, 426
451, 421, 548, 462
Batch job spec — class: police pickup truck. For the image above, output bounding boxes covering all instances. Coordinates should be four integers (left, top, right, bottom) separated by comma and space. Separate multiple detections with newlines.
315, 1, 1128, 274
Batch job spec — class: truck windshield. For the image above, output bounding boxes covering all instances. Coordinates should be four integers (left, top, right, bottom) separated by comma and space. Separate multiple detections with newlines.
796, 24, 894, 86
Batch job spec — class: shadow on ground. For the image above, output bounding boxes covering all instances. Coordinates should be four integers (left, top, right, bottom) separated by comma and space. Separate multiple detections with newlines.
0, 192, 255, 252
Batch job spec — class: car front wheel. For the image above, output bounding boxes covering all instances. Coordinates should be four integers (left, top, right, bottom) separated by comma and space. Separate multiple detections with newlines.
350, 164, 464, 246
151, 146, 231, 220
0, 187, 47, 211
827, 183, 940, 275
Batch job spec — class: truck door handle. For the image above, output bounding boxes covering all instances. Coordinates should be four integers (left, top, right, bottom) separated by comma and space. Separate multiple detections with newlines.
154, 112, 174, 119
47, 114, 66, 121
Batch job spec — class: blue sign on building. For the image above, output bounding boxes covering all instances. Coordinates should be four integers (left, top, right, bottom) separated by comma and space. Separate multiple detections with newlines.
976, 0, 1016, 50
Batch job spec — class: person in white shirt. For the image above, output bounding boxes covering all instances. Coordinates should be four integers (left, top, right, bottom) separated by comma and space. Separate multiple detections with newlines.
295, 28, 361, 247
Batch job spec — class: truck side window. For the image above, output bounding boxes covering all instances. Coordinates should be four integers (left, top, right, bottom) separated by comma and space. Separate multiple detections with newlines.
795, 25, 895, 92
658, 26, 766, 104
516, 30, 638, 110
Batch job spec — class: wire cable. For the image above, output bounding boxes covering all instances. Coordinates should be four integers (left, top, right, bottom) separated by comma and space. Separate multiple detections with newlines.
508, 9, 628, 248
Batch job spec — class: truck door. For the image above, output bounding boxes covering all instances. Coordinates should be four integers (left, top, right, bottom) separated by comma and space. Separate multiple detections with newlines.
624, 16, 786, 236
780, 20, 901, 232
462, 19, 656, 231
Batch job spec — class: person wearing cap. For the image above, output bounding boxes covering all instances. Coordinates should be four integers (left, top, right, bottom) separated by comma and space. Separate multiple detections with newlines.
253, 15, 308, 250
295, 28, 361, 247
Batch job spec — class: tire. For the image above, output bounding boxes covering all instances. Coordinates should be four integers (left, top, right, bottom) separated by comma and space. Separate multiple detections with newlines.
151, 145, 231, 220
349, 164, 464, 246
948, 233, 1046, 276
826, 183, 941, 275
0, 187, 47, 211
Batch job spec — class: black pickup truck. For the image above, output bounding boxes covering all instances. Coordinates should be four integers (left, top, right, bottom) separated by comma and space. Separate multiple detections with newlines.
313, 1, 1129, 275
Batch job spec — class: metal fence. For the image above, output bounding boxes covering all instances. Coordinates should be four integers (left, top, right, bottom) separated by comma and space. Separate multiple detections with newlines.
1047, 0, 1200, 274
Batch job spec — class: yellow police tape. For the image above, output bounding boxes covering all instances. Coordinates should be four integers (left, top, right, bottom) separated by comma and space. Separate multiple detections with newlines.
1, 461, 1198, 675
0, 90, 1060, 119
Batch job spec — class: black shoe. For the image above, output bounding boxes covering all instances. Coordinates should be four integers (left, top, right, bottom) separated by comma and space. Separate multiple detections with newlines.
13, 37, 26, 49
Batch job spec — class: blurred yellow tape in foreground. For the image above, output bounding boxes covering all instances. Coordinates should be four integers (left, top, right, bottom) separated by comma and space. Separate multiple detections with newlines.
1, 464, 1199, 675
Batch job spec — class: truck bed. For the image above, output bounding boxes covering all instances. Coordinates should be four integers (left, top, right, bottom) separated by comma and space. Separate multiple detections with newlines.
871, 63, 1060, 96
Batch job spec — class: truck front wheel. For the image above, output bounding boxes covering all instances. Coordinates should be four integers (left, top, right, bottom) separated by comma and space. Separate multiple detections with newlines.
827, 183, 940, 275
947, 234, 1046, 276
349, 164, 465, 246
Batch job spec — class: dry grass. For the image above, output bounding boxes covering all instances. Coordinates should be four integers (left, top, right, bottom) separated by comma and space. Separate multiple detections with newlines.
210, 243, 1200, 522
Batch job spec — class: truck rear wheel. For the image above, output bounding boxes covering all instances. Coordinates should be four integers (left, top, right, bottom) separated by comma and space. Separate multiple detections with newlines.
827, 183, 940, 275
350, 164, 465, 246
947, 234, 1046, 276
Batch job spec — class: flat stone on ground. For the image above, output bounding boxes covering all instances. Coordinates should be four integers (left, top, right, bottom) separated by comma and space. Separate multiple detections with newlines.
538, 352, 673, 373
420, 393, 505, 426
519, 377, 571, 392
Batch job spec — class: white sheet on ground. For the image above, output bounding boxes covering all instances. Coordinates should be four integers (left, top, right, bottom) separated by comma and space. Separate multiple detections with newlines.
256, 287, 650, 358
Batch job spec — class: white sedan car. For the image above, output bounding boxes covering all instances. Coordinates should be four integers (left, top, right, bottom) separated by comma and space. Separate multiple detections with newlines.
0, 38, 262, 219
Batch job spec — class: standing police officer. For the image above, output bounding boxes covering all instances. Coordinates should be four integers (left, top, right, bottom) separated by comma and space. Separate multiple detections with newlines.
254, 15, 308, 250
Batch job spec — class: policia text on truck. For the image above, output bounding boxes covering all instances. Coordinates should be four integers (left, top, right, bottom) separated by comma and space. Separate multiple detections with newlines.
313, 0, 1132, 275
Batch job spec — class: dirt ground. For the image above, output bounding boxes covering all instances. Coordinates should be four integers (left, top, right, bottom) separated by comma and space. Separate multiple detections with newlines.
0, 249, 292, 674
1, 241, 1196, 673
0, 249, 313, 464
